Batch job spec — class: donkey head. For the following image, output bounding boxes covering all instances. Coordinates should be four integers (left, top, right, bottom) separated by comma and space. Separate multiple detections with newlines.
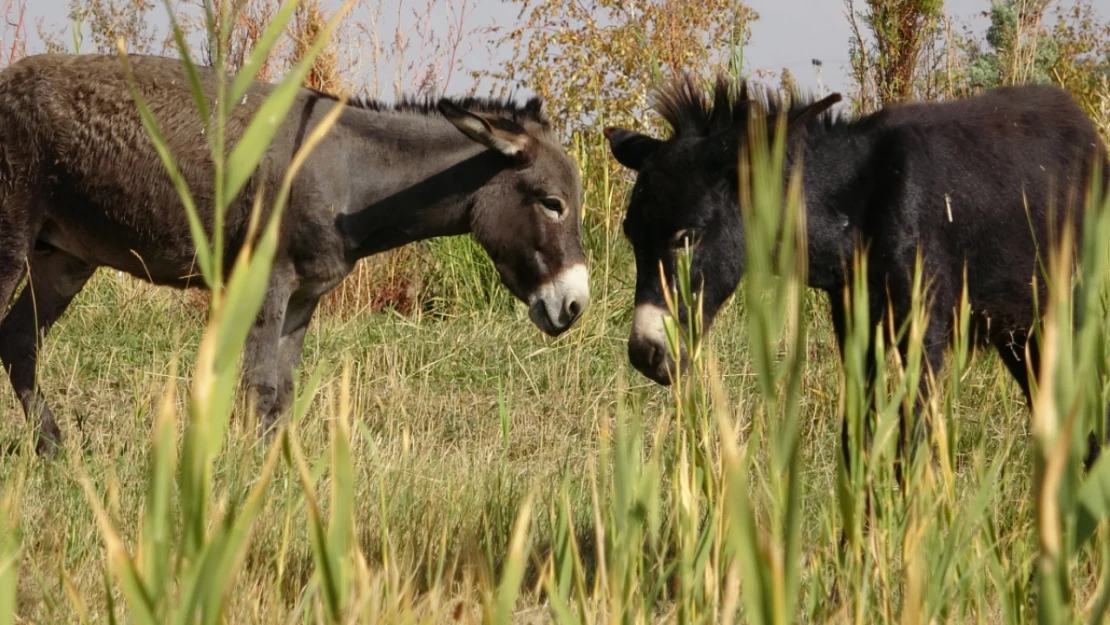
439, 100, 588, 336
604, 78, 840, 384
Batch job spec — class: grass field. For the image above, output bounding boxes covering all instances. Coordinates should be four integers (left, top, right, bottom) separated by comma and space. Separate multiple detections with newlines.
4, 199, 1105, 622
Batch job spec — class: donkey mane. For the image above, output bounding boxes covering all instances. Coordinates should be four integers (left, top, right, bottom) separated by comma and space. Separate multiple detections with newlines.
312, 89, 551, 131
654, 74, 841, 138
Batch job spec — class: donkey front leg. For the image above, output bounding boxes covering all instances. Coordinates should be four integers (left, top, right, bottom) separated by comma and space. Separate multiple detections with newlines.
270, 297, 320, 427
241, 279, 293, 436
896, 313, 949, 475
0, 248, 95, 456
828, 292, 880, 474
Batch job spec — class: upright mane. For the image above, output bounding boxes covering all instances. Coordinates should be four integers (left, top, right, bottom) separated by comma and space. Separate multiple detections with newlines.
654, 74, 841, 138
314, 89, 552, 132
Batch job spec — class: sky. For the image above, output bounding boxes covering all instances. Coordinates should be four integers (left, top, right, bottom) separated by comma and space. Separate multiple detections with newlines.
20, 0, 1087, 99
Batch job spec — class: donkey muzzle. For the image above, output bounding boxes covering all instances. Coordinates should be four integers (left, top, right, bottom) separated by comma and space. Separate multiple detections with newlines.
528, 264, 589, 336
628, 303, 684, 385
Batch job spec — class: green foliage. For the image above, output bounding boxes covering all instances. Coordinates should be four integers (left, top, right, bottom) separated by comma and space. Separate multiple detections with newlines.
847, 0, 944, 108
961, 0, 1110, 117
966, 0, 1059, 88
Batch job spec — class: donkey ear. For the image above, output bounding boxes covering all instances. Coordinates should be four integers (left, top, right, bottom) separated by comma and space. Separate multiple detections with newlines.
787, 93, 842, 133
438, 99, 532, 163
604, 127, 663, 171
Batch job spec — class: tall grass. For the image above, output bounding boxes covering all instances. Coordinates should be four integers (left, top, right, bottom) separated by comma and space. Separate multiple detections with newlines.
3, 3, 1110, 623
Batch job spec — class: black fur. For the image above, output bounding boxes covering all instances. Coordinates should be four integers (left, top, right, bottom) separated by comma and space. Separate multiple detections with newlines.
608, 74, 1110, 466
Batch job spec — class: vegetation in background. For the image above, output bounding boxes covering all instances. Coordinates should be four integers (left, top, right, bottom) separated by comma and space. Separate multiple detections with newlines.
486, 0, 757, 137
846, 0, 944, 109
965, 0, 1060, 87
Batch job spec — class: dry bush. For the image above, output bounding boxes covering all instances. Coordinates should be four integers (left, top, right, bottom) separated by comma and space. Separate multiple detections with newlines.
0, 0, 27, 68
1093, 75, 1110, 145
485, 0, 758, 138
1050, 0, 1110, 123
289, 0, 340, 93
46, 0, 172, 55
345, 0, 487, 100
200, 0, 282, 80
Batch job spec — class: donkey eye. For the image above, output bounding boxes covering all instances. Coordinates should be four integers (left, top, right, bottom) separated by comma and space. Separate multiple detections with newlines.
540, 196, 565, 218
671, 228, 701, 250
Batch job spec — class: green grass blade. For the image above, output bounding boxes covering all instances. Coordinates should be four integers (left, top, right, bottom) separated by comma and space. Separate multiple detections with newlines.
0, 464, 25, 625
227, 0, 301, 105
1087, 524, 1110, 625
159, 0, 211, 132
491, 492, 534, 625
1076, 450, 1110, 549
139, 377, 179, 608
326, 364, 356, 609
115, 46, 215, 287
197, 439, 284, 625
80, 475, 159, 625
287, 427, 343, 623
223, 1, 353, 207
291, 361, 326, 427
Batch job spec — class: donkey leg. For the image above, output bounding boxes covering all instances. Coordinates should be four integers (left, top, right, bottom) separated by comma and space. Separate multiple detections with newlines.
268, 297, 320, 429
995, 332, 1108, 469
830, 300, 881, 471
994, 330, 1037, 406
242, 280, 292, 437
0, 195, 33, 314
1092, 408, 1110, 470
897, 321, 948, 477
0, 247, 95, 455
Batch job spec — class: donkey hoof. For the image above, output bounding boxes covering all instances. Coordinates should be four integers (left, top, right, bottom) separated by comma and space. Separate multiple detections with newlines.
35, 427, 62, 458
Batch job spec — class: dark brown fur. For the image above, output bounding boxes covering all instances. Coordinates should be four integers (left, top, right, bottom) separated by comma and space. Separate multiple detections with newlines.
0, 54, 588, 454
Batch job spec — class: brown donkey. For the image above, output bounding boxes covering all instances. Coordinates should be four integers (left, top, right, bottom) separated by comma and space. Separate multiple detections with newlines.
0, 54, 589, 454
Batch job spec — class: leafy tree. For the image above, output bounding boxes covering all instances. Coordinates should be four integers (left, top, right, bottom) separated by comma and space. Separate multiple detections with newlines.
965, 0, 1058, 88
846, 0, 944, 111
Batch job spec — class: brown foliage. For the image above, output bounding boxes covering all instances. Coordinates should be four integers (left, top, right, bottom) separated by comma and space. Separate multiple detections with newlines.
201, 0, 282, 80
289, 0, 340, 93
485, 0, 758, 137
71, 0, 170, 55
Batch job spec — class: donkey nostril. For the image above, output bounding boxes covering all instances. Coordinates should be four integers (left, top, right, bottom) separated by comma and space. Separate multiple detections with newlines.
566, 298, 582, 320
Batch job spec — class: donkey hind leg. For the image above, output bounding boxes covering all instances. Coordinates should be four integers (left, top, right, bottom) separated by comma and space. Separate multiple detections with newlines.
0, 247, 95, 455
994, 332, 1106, 470
0, 194, 34, 314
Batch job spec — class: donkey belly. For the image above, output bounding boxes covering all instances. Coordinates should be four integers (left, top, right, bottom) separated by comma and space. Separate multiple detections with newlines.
40, 205, 209, 289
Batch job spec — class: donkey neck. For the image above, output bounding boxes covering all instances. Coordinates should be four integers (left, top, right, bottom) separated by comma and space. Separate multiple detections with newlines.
791, 124, 877, 292
334, 109, 507, 261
